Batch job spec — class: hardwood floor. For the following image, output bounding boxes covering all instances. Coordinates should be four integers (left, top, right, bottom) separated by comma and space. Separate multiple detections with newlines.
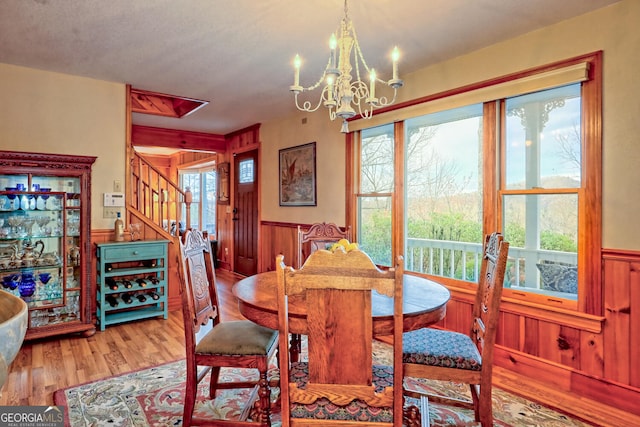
0, 269, 243, 407
1, 269, 637, 427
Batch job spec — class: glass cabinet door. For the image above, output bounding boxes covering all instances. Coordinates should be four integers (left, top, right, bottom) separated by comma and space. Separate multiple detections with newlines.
0, 174, 81, 328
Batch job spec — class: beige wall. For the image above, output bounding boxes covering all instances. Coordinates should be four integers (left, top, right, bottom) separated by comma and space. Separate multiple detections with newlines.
260, 0, 640, 250
260, 112, 346, 225
0, 63, 126, 230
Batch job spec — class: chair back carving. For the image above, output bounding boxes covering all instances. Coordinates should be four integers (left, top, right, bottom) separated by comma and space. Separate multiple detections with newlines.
297, 222, 352, 268
276, 249, 405, 426
472, 232, 509, 362
178, 230, 220, 349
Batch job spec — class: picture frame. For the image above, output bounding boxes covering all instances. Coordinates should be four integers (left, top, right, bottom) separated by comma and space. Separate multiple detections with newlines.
279, 142, 317, 206
217, 162, 230, 205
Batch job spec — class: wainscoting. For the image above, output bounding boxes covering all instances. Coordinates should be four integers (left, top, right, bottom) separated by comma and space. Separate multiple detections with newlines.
258, 221, 640, 418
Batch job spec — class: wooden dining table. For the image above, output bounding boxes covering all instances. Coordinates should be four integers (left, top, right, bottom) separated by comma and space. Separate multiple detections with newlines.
232, 270, 451, 360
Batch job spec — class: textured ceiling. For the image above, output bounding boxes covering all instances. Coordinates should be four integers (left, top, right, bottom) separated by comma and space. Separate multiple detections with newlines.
0, 0, 620, 136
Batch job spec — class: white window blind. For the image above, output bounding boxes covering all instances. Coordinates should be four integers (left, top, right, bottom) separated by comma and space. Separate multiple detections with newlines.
349, 62, 590, 132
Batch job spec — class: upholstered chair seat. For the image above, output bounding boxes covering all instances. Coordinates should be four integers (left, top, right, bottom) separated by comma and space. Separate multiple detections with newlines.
195, 321, 277, 356
288, 362, 395, 422
403, 328, 482, 371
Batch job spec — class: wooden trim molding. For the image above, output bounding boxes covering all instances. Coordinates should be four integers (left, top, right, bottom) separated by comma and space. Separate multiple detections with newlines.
132, 125, 226, 152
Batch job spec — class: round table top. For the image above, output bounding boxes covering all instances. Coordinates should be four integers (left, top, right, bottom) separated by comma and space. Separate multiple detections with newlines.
232, 270, 451, 335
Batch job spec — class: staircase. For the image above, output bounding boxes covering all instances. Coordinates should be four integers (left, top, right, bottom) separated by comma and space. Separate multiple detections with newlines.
128, 151, 192, 240
127, 151, 193, 309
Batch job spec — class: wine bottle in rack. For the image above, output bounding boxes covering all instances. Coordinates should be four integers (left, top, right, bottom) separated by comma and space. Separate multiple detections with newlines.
146, 275, 160, 285
147, 291, 160, 300
121, 293, 133, 304
136, 277, 147, 288
106, 295, 119, 307
122, 279, 133, 289
106, 277, 118, 291
136, 294, 147, 303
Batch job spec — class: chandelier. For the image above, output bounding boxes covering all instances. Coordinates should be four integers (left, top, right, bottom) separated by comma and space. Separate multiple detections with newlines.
289, 0, 403, 133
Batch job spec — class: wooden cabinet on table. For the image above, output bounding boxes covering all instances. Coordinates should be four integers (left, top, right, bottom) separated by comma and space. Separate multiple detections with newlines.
95, 239, 169, 331
0, 150, 97, 340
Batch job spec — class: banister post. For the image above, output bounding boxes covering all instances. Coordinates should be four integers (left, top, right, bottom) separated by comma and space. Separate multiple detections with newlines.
184, 186, 192, 230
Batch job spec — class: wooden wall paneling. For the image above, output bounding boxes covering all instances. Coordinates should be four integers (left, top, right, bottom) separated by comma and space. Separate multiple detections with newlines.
570, 371, 640, 418
90, 230, 116, 323
558, 325, 581, 369
631, 262, 640, 387
602, 258, 631, 384
165, 241, 181, 310
259, 222, 298, 272
493, 347, 572, 391
537, 321, 561, 363
497, 311, 520, 349
579, 330, 604, 377
522, 317, 540, 356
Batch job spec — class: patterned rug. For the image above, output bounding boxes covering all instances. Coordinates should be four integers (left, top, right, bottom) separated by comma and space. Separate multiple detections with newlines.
54, 341, 592, 426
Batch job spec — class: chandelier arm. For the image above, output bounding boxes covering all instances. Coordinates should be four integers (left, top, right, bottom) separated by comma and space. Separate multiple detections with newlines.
294, 92, 326, 113
375, 89, 399, 107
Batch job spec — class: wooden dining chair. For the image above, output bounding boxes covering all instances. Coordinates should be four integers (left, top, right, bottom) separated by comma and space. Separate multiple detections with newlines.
276, 248, 422, 426
178, 229, 279, 426
296, 222, 352, 268
290, 222, 352, 363
402, 232, 509, 427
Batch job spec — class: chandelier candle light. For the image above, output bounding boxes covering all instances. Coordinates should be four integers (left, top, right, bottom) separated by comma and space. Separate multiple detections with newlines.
290, 0, 404, 133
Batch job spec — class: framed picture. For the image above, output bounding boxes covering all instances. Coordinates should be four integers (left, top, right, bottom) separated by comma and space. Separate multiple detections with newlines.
217, 162, 230, 205
279, 142, 317, 206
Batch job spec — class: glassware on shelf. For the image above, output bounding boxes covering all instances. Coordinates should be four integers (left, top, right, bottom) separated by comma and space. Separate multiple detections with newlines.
66, 294, 79, 319
35, 216, 51, 235
7, 215, 23, 236
20, 194, 36, 210
38, 271, 52, 284
39, 188, 52, 210
18, 271, 36, 298
22, 217, 36, 237
5, 192, 17, 210
67, 217, 80, 236
2, 274, 19, 290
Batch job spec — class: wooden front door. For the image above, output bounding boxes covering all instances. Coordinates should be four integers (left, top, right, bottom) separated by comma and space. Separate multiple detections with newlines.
233, 149, 258, 276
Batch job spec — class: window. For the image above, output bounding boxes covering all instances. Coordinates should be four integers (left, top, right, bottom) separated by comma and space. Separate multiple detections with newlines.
404, 105, 484, 280
502, 84, 581, 300
179, 167, 217, 237
357, 124, 394, 266
352, 53, 601, 314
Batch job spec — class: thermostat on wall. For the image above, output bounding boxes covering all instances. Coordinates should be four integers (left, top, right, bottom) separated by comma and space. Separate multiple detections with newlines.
103, 192, 125, 207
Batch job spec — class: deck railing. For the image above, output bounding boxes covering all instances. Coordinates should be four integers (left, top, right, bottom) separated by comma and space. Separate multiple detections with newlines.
405, 237, 577, 293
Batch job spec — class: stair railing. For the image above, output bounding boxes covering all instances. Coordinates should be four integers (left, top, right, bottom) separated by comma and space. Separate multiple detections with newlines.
130, 151, 191, 236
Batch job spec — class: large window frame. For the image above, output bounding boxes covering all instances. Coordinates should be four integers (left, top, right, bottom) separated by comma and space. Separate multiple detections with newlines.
349, 52, 602, 316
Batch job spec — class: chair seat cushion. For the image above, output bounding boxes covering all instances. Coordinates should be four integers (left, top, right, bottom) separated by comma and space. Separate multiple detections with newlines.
403, 328, 482, 371
288, 362, 394, 422
196, 320, 278, 355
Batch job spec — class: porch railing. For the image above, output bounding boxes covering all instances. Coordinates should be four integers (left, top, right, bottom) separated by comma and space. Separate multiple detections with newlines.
406, 237, 577, 294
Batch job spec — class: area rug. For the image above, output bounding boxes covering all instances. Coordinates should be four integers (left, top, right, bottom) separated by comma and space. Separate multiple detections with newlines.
54, 341, 592, 427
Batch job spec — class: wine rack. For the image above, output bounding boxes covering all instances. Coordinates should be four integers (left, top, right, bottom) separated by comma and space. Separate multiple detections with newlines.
95, 239, 169, 331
